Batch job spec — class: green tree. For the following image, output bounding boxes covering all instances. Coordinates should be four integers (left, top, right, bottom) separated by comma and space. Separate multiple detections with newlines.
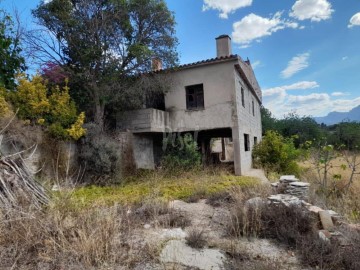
252, 130, 301, 177
260, 106, 277, 135
276, 112, 323, 147
328, 122, 360, 150
0, 8, 25, 89
30, 0, 178, 128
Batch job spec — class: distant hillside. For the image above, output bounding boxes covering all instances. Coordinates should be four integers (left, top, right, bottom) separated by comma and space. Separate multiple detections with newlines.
314, 105, 360, 125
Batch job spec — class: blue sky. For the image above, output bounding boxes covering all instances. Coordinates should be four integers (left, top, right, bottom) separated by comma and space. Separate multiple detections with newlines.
2, 0, 360, 117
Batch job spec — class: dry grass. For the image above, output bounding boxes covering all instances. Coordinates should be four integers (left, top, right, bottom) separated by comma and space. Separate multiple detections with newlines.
226, 198, 360, 270
0, 191, 173, 269
185, 228, 207, 249
300, 154, 360, 222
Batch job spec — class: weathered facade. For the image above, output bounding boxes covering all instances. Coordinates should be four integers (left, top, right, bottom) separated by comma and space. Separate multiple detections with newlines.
118, 35, 262, 175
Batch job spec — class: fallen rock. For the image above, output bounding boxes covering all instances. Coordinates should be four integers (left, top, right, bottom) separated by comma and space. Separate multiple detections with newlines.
280, 175, 299, 183
306, 205, 324, 214
160, 239, 224, 270
245, 197, 265, 209
268, 194, 301, 206
160, 228, 187, 240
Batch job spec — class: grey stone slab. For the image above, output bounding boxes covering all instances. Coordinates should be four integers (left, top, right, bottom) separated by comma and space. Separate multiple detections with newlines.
319, 210, 335, 231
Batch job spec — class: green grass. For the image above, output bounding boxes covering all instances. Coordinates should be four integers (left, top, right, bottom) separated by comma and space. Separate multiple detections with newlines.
70, 172, 260, 207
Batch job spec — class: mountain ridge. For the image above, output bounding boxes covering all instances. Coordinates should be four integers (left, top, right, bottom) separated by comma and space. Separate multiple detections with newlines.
314, 105, 360, 125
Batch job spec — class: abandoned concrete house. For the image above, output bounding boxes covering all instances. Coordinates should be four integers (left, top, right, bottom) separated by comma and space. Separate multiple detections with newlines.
118, 35, 262, 175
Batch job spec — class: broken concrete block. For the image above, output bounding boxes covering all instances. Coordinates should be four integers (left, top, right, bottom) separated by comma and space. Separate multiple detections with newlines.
318, 230, 331, 242
319, 210, 335, 231
306, 205, 324, 214
326, 210, 342, 225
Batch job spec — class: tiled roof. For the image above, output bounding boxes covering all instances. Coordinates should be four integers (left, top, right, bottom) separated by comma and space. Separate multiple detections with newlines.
150, 54, 239, 74
175, 54, 239, 69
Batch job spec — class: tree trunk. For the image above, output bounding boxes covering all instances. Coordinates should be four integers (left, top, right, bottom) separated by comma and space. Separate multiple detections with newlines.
94, 102, 105, 130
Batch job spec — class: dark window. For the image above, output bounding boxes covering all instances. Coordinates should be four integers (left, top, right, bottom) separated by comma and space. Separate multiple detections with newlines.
252, 100, 255, 116
241, 87, 245, 107
254, 136, 258, 145
244, 134, 250, 151
186, 84, 204, 110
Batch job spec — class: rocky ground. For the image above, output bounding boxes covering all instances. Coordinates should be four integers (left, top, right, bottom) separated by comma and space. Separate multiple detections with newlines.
131, 198, 309, 270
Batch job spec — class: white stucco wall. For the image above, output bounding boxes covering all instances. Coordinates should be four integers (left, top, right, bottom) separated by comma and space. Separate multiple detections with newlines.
232, 68, 262, 174
165, 60, 237, 132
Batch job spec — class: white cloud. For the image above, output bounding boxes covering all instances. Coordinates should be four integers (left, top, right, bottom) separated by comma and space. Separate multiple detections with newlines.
288, 93, 330, 104
251, 60, 261, 69
332, 97, 360, 112
232, 12, 298, 47
331, 92, 350, 97
202, 0, 252, 19
281, 53, 310, 79
263, 88, 360, 118
263, 81, 319, 96
342, 56, 348, 61
290, 0, 334, 22
282, 81, 319, 90
348, 12, 360, 28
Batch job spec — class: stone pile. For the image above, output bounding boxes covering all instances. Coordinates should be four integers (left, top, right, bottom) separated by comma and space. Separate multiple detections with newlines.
271, 175, 310, 200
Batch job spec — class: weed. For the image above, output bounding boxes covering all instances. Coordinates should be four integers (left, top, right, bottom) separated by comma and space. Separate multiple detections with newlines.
185, 228, 207, 249
206, 191, 233, 207
159, 211, 191, 229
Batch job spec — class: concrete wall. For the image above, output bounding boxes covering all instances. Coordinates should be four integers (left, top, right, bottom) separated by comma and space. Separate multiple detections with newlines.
232, 67, 262, 174
165, 60, 237, 132
132, 134, 155, 170
117, 108, 169, 133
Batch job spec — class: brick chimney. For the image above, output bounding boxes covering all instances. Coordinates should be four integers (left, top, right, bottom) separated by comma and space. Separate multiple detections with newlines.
216, 35, 232, 58
152, 57, 162, 71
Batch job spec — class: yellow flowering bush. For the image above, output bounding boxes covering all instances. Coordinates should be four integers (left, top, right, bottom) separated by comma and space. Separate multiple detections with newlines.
0, 95, 11, 117
9, 74, 85, 140
67, 112, 86, 140
13, 73, 50, 119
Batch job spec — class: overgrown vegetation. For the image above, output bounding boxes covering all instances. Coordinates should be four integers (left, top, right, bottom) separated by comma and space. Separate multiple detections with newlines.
72, 171, 259, 207
161, 133, 202, 172
30, 0, 178, 128
227, 202, 360, 270
78, 123, 121, 184
252, 130, 301, 177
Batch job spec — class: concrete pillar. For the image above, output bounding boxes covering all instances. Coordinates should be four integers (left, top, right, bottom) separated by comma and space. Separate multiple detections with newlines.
232, 127, 242, 175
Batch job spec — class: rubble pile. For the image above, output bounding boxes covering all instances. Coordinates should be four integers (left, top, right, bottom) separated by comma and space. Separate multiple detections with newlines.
271, 175, 310, 200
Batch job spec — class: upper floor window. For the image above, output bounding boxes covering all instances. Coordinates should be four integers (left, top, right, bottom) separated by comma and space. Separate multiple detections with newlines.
252, 100, 255, 116
241, 87, 245, 107
186, 84, 204, 110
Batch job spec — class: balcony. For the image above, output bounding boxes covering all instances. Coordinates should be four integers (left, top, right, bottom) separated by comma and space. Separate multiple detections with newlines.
117, 108, 169, 133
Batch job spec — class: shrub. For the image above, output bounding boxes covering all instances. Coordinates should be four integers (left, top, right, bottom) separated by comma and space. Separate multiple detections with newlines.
252, 130, 301, 177
78, 123, 121, 183
161, 133, 201, 172
0, 92, 11, 117
227, 200, 360, 270
185, 228, 207, 249
8, 74, 85, 140
206, 191, 233, 207
227, 203, 316, 242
